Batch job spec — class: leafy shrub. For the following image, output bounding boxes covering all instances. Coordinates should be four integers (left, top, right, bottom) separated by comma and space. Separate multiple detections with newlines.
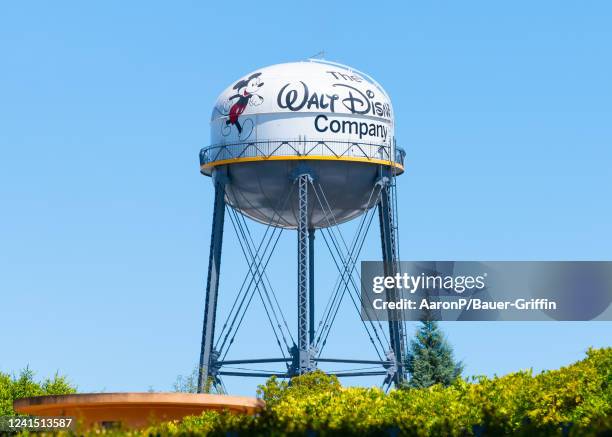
0, 367, 76, 416
13, 348, 612, 436
163, 348, 609, 436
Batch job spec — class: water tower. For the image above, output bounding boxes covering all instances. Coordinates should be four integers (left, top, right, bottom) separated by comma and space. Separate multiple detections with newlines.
198, 59, 406, 392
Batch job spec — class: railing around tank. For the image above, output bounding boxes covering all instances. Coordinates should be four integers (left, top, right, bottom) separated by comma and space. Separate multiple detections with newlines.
200, 140, 405, 170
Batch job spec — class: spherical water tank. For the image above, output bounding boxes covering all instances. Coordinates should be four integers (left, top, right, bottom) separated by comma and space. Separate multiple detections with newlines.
200, 60, 405, 229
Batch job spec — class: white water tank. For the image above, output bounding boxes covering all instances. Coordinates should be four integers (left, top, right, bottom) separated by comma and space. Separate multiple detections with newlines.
200, 60, 404, 229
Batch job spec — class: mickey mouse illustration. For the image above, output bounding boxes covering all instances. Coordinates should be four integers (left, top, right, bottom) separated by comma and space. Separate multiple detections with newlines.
225, 72, 264, 136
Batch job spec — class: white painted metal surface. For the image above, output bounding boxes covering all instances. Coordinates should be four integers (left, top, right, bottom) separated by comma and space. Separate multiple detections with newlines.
210, 60, 395, 148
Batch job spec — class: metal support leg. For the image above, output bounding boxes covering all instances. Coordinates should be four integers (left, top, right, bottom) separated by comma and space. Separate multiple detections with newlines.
308, 228, 315, 346
378, 176, 406, 386
198, 168, 227, 392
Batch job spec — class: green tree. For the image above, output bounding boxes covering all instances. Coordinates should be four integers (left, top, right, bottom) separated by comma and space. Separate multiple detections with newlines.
405, 320, 463, 388
173, 367, 219, 393
172, 367, 199, 393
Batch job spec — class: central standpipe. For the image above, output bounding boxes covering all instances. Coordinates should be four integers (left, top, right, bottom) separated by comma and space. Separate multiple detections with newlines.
293, 172, 316, 375
297, 173, 309, 353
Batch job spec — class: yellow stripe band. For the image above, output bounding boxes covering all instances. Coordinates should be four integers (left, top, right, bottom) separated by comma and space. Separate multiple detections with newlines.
200, 155, 404, 174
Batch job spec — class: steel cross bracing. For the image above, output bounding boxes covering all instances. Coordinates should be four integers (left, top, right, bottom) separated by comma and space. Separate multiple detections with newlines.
197, 176, 296, 393
214, 183, 296, 360
306, 177, 405, 386
310, 186, 387, 358
227, 208, 294, 355
198, 164, 406, 390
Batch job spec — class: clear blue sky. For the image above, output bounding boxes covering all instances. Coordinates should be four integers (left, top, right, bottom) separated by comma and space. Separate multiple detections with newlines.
1, 1, 610, 395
